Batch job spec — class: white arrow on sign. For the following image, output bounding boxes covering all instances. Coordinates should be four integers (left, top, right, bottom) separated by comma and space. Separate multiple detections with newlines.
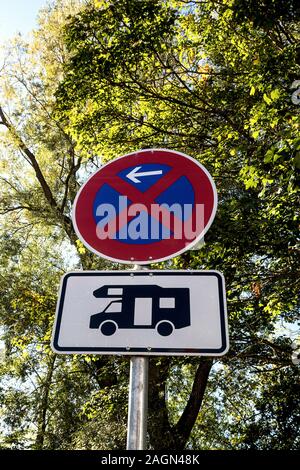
126, 166, 163, 184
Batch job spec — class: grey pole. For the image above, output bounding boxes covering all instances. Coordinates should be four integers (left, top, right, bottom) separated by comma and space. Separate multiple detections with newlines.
126, 356, 149, 450
126, 264, 149, 450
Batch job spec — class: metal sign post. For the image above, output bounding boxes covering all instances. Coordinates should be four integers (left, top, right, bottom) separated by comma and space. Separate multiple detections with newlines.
126, 356, 149, 450
126, 264, 149, 450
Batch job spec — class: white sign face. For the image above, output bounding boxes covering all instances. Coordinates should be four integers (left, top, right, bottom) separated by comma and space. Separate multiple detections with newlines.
51, 271, 229, 356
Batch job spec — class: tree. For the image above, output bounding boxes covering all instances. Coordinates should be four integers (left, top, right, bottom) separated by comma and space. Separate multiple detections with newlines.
54, 0, 300, 449
0, 0, 125, 450
0, 0, 299, 450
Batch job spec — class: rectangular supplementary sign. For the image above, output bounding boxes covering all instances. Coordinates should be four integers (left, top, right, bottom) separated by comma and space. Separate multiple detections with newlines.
51, 270, 229, 356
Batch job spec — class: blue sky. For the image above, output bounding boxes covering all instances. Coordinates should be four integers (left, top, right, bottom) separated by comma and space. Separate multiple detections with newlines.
0, 0, 48, 42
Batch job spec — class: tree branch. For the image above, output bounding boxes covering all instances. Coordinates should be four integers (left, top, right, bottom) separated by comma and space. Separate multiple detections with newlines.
60, 150, 82, 212
0, 205, 35, 215
0, 105, 59, 212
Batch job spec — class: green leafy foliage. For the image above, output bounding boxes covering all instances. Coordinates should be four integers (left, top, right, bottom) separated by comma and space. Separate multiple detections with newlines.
0, 0, 299, 450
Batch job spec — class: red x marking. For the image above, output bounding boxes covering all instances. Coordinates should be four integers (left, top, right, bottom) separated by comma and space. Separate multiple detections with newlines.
98, 166, 187, 238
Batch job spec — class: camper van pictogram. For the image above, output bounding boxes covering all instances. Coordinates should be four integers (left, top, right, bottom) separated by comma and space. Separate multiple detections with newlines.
89, 285, 190, 336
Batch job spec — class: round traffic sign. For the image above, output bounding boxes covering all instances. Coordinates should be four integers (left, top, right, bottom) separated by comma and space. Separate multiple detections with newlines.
72, 148, 217, 264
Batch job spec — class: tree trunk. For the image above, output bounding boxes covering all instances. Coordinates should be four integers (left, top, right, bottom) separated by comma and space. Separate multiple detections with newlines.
148, 358, 213, 450
34, 355, 56, 449
148, 357, 177, 449
174, 358, 213, 449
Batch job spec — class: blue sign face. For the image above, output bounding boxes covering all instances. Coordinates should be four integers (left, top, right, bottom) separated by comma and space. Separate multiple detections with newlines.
92, 163, 195, 244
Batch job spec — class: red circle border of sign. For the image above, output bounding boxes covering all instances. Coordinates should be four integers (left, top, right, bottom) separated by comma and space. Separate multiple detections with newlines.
72, 148, 218, 264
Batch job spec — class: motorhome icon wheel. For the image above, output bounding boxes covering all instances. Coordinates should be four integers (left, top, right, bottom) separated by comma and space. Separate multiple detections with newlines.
89, 285, 190, 336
